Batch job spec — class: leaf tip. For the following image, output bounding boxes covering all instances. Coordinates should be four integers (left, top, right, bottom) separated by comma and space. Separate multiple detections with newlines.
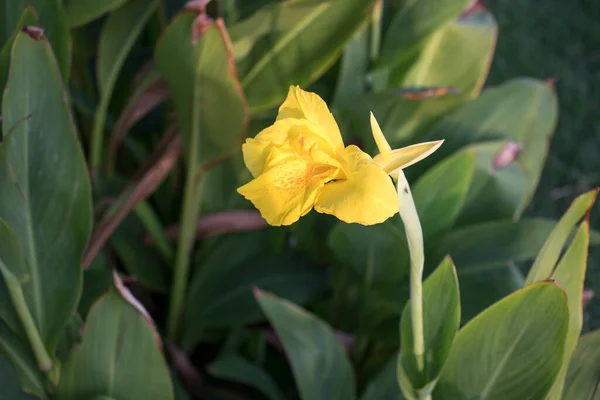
544, 76, 559, 88
253, 286, 267, 298
21, 25, 45, 40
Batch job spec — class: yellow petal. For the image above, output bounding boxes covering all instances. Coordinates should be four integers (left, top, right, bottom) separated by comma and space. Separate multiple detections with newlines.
373, 140, 444, 175
277, 86, 345, 150
314, 145, 399, 225
243, 118, 340, 177
237, 155, 336, 226
370, 112, 392, 154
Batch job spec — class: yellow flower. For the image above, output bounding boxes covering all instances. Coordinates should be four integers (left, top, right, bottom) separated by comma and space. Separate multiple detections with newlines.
237, 86, 442, 226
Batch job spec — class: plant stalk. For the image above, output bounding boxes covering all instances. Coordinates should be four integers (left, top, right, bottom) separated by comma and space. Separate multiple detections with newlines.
4, 273, 53, 372
90, 94, 110, 171
396, 171, 425, 373
166, 164, 203, 342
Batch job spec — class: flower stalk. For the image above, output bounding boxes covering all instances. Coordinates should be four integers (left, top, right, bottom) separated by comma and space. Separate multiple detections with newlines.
396, 170, 426, 382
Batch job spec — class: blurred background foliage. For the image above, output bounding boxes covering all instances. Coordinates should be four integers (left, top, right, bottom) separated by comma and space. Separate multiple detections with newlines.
0, 0, 599, 398
486, 0, 600, 331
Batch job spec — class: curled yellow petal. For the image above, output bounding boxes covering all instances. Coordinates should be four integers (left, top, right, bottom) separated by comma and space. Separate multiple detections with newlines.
314, 145, 399, 225
277, 86, 345, 150
243, 118, 337, 177
373, 140, 444, 175
237, 154, 336, 226
370, 112, 392, 154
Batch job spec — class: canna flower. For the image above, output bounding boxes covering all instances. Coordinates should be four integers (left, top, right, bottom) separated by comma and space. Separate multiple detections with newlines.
237, 86, 442, 226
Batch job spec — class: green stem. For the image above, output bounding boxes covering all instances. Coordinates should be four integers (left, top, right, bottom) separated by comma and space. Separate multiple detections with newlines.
4, 274, 52, 372
166, 165, 203, 341
396, 171, 425, 373
90, 94, 110, 170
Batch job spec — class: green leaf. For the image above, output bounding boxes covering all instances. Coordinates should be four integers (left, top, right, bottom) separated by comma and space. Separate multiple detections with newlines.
426, 218, 560, 321
376, 0, 471, 87
56, 290, 174, 400
400, 7, 497, 98
255, 290, 356, 400
525, 189, 597, 284
78, 268, 112, 318
1, 0, 71, 79
535, 220, 592, 399
332, 24, 369, 105
110, 212, 170, 293
328, 217, 409, 291
231, 0, 376, 112
434, 282, 569, 400
334, 91, 460, 149
562, 330, 600, 399
182, 232, 328, 350
1, 32, 92, 353
64, 0, 131, 27
399, 257, 460, 399
0, 321, 46, 397
0, 354, 37, 399
0, 6, 37, 96
90, 0, 159, 167
414, 79, 558, 221
208, 355, 285, 400
361, 356, 405, 400
155, 13, 248, 169
412, 149, 475, 239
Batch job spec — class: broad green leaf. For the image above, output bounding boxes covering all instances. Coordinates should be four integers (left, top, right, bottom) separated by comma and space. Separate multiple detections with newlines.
78, 268, 112, 318
64, 0, 130, 27
414, 78, 558, 221
332, 24, 369, 105
333, 91, 460, 149
328, 216, 409, 290
55, 314, 83, 363
182, 232, 328, 350
98, 0, 157, 94
56, 290, 174, 400
0, 354, 37, 399
526, 189, 597, 284
426, 218, 560, 321
399, 257, 460, 399
400, 7, 497, 98
209, 355, 285, 400
412, 150, 475, 239
376, 0, 471, 87
0, 321, 46, 397
543, 222, 591, 399
456, 140, 528, 223
155, 14, 248, 169
563, 330, 600, 399
434, 282, 569, 400
0, 7, 37, 97
230, 0, 376, 112
256, 291, 356, 400
1, 32, 92, 353
0, 0, 71, 79
90, 0, 159, 167
362, 356, 405, 400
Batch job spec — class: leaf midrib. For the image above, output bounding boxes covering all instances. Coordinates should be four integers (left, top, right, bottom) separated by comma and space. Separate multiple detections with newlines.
479, 324, 529, 399
18, 83, 44, 339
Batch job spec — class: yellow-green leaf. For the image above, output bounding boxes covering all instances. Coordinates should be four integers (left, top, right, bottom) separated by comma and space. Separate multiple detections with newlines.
434, 282, 569, 400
